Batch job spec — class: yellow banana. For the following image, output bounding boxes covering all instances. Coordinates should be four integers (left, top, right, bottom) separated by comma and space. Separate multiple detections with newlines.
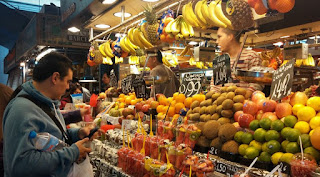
201, 0, 214, 27
172, 54, 179, 66
182, 4, 198, 27
137, 30, 154, 49
165, 20, 175, 34
133, 28, 146, 49
189, 57, 196, 66
170, 20, 181, 36
127, 28, 137, 45
214, 0, 232, 28
120, 37, 130, 53
186, 22, 195, 37
208, 1, 227, 28
186, 2, 203, 28
99, 43, 107, 57
180, 21, 190, 38
104, 41, 114, 58
195, 0, 208, 26
180, 45, 191, 56
124, 36, 136, 55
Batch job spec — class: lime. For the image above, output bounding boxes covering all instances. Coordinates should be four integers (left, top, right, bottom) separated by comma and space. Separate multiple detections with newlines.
239, 144, 249, 156
254, 128, 267, 142
281, 140, 290, 151
284, 115, 298, 128
281, 127, 293, 139
298, 134, 311, 148
297, 106, 316, 122
249, 120, 260, 131
259, 118, 272, 130
287, 128, 301, 142
262, 142, 268, 152
271, 120, 284, 131
294, 121, 310, 134
292, 104, 305, 116
310, 116, 320, 129
249, 140, 262, 152
241, 132, 253, 144
285, 142, 300, 154
279, 153, 294, 164
271, 152, 284, 165
265, 130, 280, 141
304, 147, 320, 161
259, 152, 271, 162
307, 96, 320, 111
234, 131, 244, 143
266, 140, 281, 154
245, 147, 260, 159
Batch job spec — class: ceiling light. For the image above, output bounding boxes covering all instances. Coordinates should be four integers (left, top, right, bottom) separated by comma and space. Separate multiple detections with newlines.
142, 0, 159, 2
20, 62, 25, 67
273, 42, 283, 46
113, 12, 131, 18
102, 0, 117, 4
280, 35, 290, 39
95, 24, 110, 29
188, 41, 198, 45
68, 27, 80, 33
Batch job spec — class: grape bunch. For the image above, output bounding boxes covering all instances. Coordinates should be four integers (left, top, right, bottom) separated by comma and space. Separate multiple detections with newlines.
304, 85, 319, 97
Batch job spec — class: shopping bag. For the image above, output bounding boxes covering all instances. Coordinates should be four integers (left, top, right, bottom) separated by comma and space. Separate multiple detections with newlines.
67, 155, 93, 177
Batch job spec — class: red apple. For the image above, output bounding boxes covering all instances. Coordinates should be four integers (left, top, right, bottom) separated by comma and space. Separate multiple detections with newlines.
142, 104, 151, 113
251, 91, 266, 103
261, 112, 278, 121
135, 102, 143, 111
243, 101, 258, 116
257, 99, 267, 110
275, 102, 292, 119
262, 100, 277, 112
256, 110, 264, 120
234, 111, 244, 122
238, 113, 255, 128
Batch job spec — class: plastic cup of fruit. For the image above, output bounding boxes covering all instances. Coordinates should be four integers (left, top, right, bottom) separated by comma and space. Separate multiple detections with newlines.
185, 127, 201, 149
168, 145, 176, 166
233, 171, 250, 177
132, 153, 144, 177
150, 136, 161, 159
157, 120, 164, 138
125, 149, 136, 174
117, 147, 129, 169
183, 155, 199, 176
195, 159, 214, 177
163, 125, 174, 141
175, 145, 192, 170
175, 125, 187, 145
290, 153, 317, 177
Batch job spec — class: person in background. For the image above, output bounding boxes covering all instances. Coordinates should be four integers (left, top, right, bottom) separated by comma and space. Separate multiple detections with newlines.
101, 72, 111, 91
72, 78, 91, 103
210, 27, 263, 92
146, 50, 180, 97
3, 52, 93, 177
0, 84, 13, 175
60, 82, 82, 109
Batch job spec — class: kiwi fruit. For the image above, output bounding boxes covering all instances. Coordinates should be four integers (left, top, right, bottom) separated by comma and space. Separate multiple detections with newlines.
222, 99, 234, 110
226, 85, 237, 92
221, 110, 233, 118
206, 99, 212, 106
196, 122, 205, 132
217, 118, 231, 125
233, 95, 245, 103
200, 114, 207, 122
186, 110, 192, 117
190, 113, 200, 121
213, 100, 217, 105
245, 90, 253, 99
204, 114, 213, 122
206, 91, 214, 99
220, 93, 227, 97
211, 113, 220, 120
200, 107, 207, 114
206, 106, 213, 114
200, 100, 207, 107
196, 136, 211, 147
193, 107, 201, 114
221, 140, 239, 154
216, 96, 227, 105
211, 93, 221, 101
220, 87, 228, 93
210, 105, 217, 115
235, 88, 247, 96
203, 120, 221, 139
191, 101, 200, 109
233, 103, 243, 112
216, 105, 223, 115
210, 137, 223, 149
218, 123, 237, 143
226, 92, 235, 100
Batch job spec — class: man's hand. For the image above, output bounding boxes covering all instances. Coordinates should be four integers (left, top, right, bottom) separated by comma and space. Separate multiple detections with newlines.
80, 107, 91, 117
78, 127, 103, 140
75, 138, 91, 160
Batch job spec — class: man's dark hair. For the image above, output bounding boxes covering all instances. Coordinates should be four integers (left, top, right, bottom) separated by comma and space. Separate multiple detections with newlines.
33, 52, 73, 82
156, 50, 163, 64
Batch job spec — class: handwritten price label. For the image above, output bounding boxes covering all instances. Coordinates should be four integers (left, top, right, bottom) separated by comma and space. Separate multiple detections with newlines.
121, 75, 134, 94
179, 72, 204, 97
270, 59, 295, 101
132, 78, 147, 98
214, 161, 244, 176
209, 146, 219, 155
212, 54, 232, 85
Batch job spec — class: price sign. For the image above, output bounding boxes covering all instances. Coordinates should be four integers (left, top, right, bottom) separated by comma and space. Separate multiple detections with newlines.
278, 162, 291, 174
122, 119, 132, 130
214, 160, 245, 176
179, 72, 205, 97
212, 54, 232, 85
121, 75, 134, 94
270, 59, 295, 101
132, 78, 147, 98
208, 146, 220, 155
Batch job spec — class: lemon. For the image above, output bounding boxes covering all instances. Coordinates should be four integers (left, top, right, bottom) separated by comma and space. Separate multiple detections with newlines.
294, 121, 310, 134
259, 118, 272, 130
262, 142, 268, 152
234, 131, 244, 143
310, 129, 314, 136
310, 116, 320, 129
298, 134, 311, 148
254, 128, 267, 142
281, 140, 289, 151
249, 140, 262, 152
297, 106, 316, 122
266, 140, 281, 154
279, 153, 294, 164
271, 120, 284, 131
307, 96, 320, 111
292, 104, 305, 116
239, 144, 249, 156
271, 152, 284, 165
241, 132, 253, 144
245, 147, 260, 159
304, 147, 320, 161
287, 128, 301, 142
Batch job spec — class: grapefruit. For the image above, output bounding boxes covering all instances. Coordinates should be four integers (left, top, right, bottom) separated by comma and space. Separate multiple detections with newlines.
310, 127, 320, 150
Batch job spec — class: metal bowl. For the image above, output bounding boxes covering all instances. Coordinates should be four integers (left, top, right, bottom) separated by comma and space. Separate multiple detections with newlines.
235, 69, 273, 84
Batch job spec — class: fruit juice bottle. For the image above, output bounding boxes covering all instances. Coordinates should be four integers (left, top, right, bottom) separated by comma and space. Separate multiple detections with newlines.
150, 136, 161, 159
175, 144, 192, 170
167, 145, 176, 166
183, 155, 199, 176
290, 153, 317, 177
195, 159, 214, 177
175, 124, 187, 145
185, 124, 201, 149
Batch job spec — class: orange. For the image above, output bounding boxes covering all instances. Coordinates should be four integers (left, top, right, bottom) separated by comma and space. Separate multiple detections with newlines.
184, 97, 193, 108
171, 100, 177, 107
159, 97, 169, 106
150, 101, 159, 109
175, 102, 185, 114
125, 97, 132, 105
131, 99, 138, 105
118, 97, 125, 103
162, 106, 169, 113
160, 34, 167, 42
167, 107, 175, 117
311, 127, 320, 150
157, 105, 165, 113
192, 94, 204, 102
268, 0, 295, 13
119, 102, 125, 108
176, 94, 186, 103
129, 95, 135, 100
167, 97, 173, 103
119, 93, 125, 98
173, 92, 179, 100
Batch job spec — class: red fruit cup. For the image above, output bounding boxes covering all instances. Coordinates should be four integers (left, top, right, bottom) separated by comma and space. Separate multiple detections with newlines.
290, 153, 317, 177
175, 145, 192, 170
150, 136, 161, 159
183, 155, 199, 176
176, 125, 187, 145
163, 126, 174, 141
125, 149, 136, 175
168, 145, 176, 166
195, 159, 214, 177
157, 121, 164, 138
135, 134, 144, 152
117, 147, 129, 169
145, 136, 151, 157
185, 127, 201, 149
132, 153, 145, 177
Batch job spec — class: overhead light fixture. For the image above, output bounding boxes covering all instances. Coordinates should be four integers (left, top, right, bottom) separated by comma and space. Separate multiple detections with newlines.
68, 27, 80, 33
188, 41, 198, 45
95, 24, 111, 29
36, 48, 56, 61
115, 33, 126, 37
113, 12, 131, 18
246, 46, 253, 50
142, 0, 159, 2
309, 36, 320, 39
280, 35, 290, 39
20, 62, 25, 67
102, 0, 117, 4
273, 42, 283, 46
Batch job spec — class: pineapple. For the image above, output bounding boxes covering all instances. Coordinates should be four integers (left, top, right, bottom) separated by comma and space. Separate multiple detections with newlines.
143, 4, 160, 45
227, 0, 254, 31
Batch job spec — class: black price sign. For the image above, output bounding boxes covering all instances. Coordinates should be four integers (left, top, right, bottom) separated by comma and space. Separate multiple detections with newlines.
209, 146, 220, 156
179, 72, 205, 97
132, 78, 147, 98
212, 54, 232, 85
278, 162, 291, 174
270, 59, 295, 101
121, 75, 134, 94
214, 160, 245, 177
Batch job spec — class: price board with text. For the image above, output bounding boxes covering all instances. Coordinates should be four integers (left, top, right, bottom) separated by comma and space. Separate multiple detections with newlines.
270, 59, 295, 101
179, 72, 205, 97
121, 75, 135, 94
212, 54, 232, 85
132, 78, 147, 98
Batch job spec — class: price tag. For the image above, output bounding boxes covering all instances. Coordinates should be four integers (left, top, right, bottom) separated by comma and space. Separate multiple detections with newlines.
270, 59, 295, 101
278, 162, 291, 174
121, 75, 134, 94
179, 72, 205, 97
132, 78, 147, 98
212, 54, 232, 86
208, 146, 219, 155
214, 160, 244, 176
122, 119, 132, 130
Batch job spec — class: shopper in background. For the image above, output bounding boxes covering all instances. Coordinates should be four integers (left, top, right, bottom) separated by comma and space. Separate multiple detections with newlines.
101, 72, 111, 91
210, 27, 263, 92
60, 82, 82, 109
0, 83, 13, 175
3, 52, 93, 177
146, 50, 180, 97
72, 78, 91, 103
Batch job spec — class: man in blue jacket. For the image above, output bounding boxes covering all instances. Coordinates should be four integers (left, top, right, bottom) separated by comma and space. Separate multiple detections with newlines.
3, 52, 92, 177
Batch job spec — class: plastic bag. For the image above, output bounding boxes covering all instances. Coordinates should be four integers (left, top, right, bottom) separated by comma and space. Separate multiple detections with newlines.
67, 155, 93, 177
